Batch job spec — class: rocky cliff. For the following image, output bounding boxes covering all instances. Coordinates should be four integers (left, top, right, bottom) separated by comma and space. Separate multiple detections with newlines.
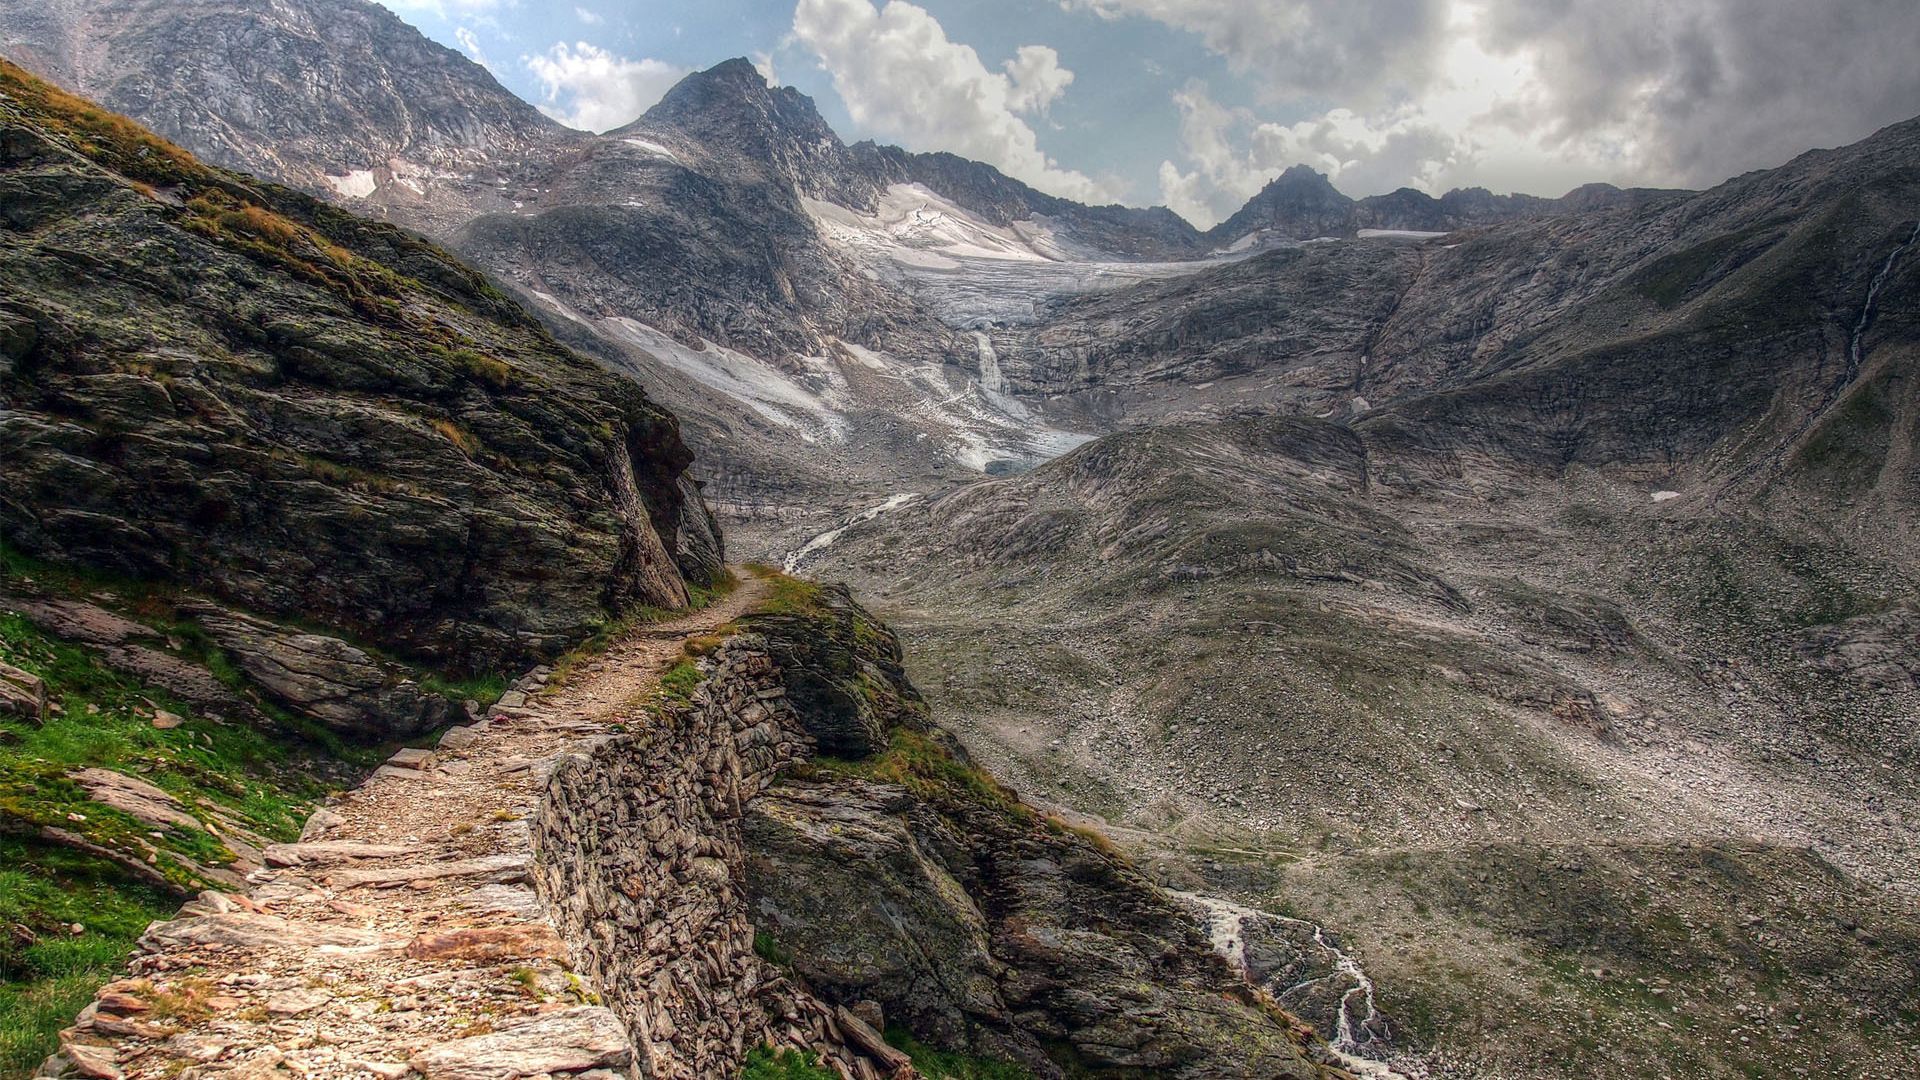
0, 0, 566, 234
0, 59, 718, 684
536, 581, 1339, 1080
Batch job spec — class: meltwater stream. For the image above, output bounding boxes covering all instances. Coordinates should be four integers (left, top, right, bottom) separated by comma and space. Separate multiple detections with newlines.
782, 493, 922, 573
1173, 891, 1424, 1080
1847, 219, 1920, 381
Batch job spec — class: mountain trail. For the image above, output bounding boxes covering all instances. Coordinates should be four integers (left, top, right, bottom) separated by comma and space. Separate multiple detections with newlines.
37, 575, 770, 1080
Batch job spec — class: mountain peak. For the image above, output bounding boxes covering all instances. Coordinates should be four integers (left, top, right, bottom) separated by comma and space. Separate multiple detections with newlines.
1203, 163, 1355, 241
625, 58, 884, 205
1275, 163, 1336, 184
632, 57, 832, 146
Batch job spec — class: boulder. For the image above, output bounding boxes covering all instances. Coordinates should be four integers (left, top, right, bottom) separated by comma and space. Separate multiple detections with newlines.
0, 657, 45, 721
69, 768, 203, 833
180, 602, 450, 741
744, 776, 1325, 1079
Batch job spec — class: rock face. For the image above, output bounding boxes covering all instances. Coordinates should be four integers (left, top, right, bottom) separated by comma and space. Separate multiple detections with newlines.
0, 0, 566, 234
533, 585, 1333, 1080
745, 780, 1326, 1079
181, 602, 451, 739
0, 59, 710, 673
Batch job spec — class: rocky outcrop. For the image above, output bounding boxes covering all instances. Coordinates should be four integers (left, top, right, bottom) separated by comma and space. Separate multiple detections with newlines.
744, 780, 1329, 1079
534, 584, 1336, 1080
1795, 608, 1920, 691
0, 653, 44, 718
0, 60, 710, 674
181, 602, 451, 740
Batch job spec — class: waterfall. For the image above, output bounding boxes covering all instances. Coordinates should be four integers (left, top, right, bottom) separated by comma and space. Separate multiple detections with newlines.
1846, 220, 1920, 383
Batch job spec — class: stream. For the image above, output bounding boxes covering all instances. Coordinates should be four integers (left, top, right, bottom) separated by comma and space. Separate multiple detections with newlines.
1846, 218, 1920, 382
782, 492, 921, 573
1173, 891, 1424, 1080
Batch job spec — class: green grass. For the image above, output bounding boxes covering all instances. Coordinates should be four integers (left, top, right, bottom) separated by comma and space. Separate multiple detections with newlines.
419, 671, 508, 708
885, 1029, 1035, 1080
0, 606, 345, 1077
753, 573, 831, 618
752, 930, 792, 968
0, 838, 176, 1079
740, 1046, 836, 1080
811, 728, 1030, 823
657, 660, 703, 704
0, 613, 332, 859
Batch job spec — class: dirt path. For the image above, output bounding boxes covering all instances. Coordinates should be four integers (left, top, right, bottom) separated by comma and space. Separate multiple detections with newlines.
44, 574, 769, 1080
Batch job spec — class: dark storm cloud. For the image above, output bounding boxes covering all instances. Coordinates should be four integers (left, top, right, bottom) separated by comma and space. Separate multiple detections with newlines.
1479, 0, 1920, 184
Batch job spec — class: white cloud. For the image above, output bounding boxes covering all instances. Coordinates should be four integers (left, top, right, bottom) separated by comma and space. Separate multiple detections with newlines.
791, 0, 1111, 202
1120, 0, 1920, 227
1001, 45, 1074, 115
1064, 0, 1449, 103
524, 42, 689, 132
1471, 0, 1920, 188
574, 7, 602, 24
453, 27, 491, 70
752, 50, 781, 86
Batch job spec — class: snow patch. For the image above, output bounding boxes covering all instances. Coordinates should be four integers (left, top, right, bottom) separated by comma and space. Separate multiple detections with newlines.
783, 493, 921, 573
527, 290, 587, 324
805, 183, 1068, 265
1650, 490, 1682, 502
1357, 228, 1449, 241
602, 317, 849, 439
832, 338, 1092, 473
1215, 230, 1264, 255
324, 170, 378, 199
621, 138, 683, 163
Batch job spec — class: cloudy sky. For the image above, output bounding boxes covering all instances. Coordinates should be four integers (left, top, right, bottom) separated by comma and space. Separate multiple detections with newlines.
378, 0, 1920, 228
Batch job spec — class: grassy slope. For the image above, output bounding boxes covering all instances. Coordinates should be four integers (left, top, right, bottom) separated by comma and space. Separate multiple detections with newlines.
0, 607, 333, 1076
0, 549, 511, 1075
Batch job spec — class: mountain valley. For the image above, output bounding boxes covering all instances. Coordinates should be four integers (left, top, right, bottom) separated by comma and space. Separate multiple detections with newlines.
2, 2, 1918, 1078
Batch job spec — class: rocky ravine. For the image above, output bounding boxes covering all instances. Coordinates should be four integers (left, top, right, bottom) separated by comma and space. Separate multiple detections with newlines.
36, 577, 1352, 1080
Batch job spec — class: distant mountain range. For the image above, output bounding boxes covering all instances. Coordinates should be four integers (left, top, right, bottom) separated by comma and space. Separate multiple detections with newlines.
0, 0, 1675, 249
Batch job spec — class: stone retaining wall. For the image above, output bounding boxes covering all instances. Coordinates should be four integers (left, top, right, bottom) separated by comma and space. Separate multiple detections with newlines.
532, 637, 904, 1080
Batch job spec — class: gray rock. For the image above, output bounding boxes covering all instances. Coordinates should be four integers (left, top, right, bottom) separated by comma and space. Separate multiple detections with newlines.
438, 725, 479, 750
69, 768, 204, 833
327, 854, 529, 888
300, 807, 347, 841
180, 603, 451, 741
408, 1008, 633, 1080
140, 912, 393, 951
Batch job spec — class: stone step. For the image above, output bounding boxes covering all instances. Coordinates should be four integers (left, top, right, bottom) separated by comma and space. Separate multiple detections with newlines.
326, 853, 531, 889
262, 841, 427, 867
